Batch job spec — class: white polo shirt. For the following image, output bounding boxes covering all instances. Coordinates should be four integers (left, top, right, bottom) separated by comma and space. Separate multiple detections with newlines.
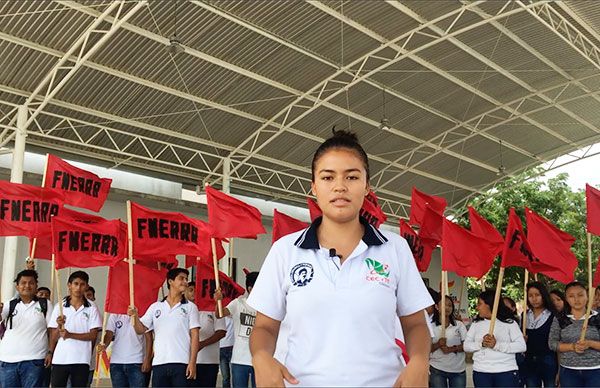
227, 295, 256, 366
430, 321, 468, 373
48, 297, 101, 365
248, 217, 434, 386
220, 316, 234, 348
196, 311, 226, 364
107, 314, 146, 364
0, 298, 53, 362
140, 298, 200, 366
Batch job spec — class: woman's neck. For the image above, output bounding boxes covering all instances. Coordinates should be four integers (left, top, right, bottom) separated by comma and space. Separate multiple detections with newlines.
571, 308, 585, 319
317, 217, 364, 262
532, 306, 545, 317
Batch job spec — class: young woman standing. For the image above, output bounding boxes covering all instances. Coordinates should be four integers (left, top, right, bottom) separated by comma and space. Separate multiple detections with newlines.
247, 130, 433, 386
522, 281, 557, 387
550, 289, 567, 314
429, 295, 467, 388
464, 290, 526, 387
548, 281, 600, 387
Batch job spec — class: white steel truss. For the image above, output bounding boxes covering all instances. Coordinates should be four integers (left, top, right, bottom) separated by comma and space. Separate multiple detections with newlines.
24, 1, 147, 129
207, 1, 542, 190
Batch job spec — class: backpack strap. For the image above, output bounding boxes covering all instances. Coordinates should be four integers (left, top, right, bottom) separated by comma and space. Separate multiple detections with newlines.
7, 298, 20, 330
39, 298, 48, 317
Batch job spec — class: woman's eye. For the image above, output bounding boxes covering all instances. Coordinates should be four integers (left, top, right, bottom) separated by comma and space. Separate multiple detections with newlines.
321, 176, 333, 181
347, 175, 359, 180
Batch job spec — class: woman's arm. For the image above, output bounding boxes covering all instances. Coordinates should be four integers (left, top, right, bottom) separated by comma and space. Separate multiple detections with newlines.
492, 323, 526, 353
463, 323, 482, 353
395, 309, 431, 387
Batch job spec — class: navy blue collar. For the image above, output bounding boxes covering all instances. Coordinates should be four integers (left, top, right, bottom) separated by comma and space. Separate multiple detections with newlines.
294, 216, 387, 249
162, 295, 188, 304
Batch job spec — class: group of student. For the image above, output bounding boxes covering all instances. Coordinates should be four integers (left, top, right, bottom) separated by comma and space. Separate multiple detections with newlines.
0, 266, 259, 388
427, 282, 600, 387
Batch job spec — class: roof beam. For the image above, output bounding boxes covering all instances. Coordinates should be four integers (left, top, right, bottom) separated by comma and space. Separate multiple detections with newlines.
25, 1, 146, 129
0, 30, 482, 195
206, 1, 533, 190
59, 1, 499, 177
311, 1, 576, 148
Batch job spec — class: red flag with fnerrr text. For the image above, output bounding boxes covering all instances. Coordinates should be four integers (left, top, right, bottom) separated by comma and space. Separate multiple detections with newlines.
105, 260, 166, 316
131, 202, 214, 261
399, 219, 436, 272
45, 154, 112, 212
206, 186, 266, 239
0, 180, 64, 238
52, 216, 125, 269
195, 260, 245, 311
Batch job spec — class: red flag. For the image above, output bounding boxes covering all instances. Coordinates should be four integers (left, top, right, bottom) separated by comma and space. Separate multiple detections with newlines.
45, 154, 112, 212
105, 260, 166, 316
526, 208, 577, 284
501, 208, 537, 270
419, 205, 444, 243
307, 191, 387, 228
587, 184, 600, 236
409, 187, 447, 227
441, 218, 498, 278
399, 219, 436, 272
194, 260, 245, 311
131, 202, 214, 261
0, 180, 65, 238
206, 186, 266, 239
307, 198, 321, 222
184, 238, 226, 268
30, 208, 108, 260
52, 216, 125, 269
360, 191, 387, 228
468, 206, 504, 255
272, 209, 308, 243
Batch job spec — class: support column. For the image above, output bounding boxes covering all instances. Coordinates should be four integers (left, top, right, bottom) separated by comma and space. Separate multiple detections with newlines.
220, 158, 232, 276
1, 105, 27, 301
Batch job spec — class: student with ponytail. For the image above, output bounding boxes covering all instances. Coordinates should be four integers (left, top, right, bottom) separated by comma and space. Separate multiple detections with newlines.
248, 130, 433, 386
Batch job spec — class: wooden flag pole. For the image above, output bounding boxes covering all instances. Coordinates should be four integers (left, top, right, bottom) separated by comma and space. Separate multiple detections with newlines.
50, 254, 56, 303
581, 233, 594, 341
157, 262, 165, 300
212, 238, 224, 317
94, 312, 110, 388
126, 201, 134, 308
458, 276, 466, 316
229, 238, 234, 276
522, 269, 529, 336
441, 240, 447, 339
488, 267, 505, 335
54, 261, 64, 327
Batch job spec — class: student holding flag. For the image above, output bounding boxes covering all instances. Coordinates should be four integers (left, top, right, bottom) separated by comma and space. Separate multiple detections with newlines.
97, 314, 153, 388
129, 267, 200, 387
47, 271, 102, 388
429, 295, 468, 388
464, 289, 526, 387
549, 281, 600, 387
247, 130, 433, 386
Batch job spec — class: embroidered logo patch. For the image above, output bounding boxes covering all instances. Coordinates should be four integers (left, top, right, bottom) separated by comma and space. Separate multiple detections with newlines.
116, 320, 123, 329
155, 310, 162, 319
290, 263, 314, 287
365, 258, 390, 284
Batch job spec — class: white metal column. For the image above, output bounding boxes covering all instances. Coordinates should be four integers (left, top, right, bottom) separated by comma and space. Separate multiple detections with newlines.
1, 105, 27, 301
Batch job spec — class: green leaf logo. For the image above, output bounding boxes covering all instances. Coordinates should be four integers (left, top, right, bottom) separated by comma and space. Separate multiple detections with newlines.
365, 258, 390, 278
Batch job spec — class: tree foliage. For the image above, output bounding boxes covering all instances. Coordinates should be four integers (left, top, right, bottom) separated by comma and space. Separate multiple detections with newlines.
456, 169, 598, 314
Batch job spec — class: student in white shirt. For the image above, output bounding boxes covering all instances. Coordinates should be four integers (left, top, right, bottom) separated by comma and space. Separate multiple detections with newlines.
47, 271, 102, 388
0, 270, 53, 388
97, 314, 153, 387
464, 289, 526, 387
129, 267, 200, 387
193, 311, 226, 387
215, 272, 259, 388
219, 316, 234, 388
247, 130, 433, 387
430, 295, 468, 388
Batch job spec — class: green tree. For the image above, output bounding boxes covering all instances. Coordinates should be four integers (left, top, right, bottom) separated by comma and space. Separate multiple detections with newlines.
456, 169, 598, 315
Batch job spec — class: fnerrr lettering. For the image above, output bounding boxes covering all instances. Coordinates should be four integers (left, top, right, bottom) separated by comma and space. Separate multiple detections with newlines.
51, 171, 101, 198
137, 218, 199, 243
57, 231, 118, 256
0, 199, 59, 222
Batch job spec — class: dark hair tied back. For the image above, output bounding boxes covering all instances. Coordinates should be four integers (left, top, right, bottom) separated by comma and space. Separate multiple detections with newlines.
311, 129, 370, 181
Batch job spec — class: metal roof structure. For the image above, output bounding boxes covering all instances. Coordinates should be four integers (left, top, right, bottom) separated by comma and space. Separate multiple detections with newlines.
1, 0, 600, 222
